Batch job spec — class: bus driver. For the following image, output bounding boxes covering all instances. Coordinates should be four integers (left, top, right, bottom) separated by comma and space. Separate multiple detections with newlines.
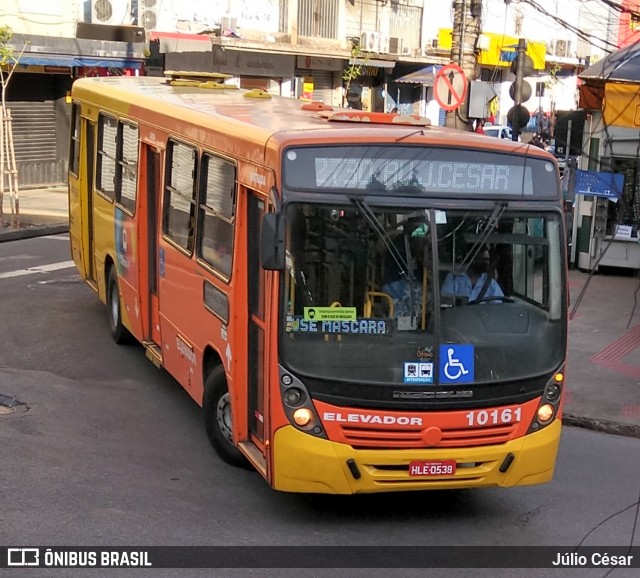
441, 249, 504, 303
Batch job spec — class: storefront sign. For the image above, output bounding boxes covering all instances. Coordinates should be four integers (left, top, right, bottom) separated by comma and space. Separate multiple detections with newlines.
212, 47, 294, 78
301, 77, 314, 101
296, 55, 342, 71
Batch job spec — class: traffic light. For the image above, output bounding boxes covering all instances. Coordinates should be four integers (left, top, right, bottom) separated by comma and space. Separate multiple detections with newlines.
507, 105, 530, 131
507, 41, 535, 136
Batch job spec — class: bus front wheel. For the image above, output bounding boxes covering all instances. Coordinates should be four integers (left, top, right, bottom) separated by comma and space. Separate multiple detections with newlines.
203, 366, 250, 469
107, 266, 130, 344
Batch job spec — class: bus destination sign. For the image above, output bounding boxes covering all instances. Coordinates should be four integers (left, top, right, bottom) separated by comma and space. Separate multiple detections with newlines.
283, 146, 558, 198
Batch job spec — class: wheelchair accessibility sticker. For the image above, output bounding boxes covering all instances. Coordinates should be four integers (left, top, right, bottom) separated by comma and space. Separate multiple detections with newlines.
404, 362, 434, 384
439, 344, 474, 384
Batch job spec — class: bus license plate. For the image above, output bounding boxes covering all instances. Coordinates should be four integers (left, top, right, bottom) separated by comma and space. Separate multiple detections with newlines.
408, 460, 456, 477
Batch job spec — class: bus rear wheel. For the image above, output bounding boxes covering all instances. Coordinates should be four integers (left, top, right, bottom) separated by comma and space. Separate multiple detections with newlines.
107, 266, 131, 344
203, 366, 250, 469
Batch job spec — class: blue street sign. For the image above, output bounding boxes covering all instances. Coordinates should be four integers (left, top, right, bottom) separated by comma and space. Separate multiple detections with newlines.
574, 169, 624, 199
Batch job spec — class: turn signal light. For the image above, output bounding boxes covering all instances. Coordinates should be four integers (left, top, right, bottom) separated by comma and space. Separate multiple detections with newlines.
293, 408, 313, 427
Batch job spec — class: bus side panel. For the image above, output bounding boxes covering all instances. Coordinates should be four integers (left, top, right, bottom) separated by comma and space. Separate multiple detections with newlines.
92, 194, 118, 306
156, 239, 203, 399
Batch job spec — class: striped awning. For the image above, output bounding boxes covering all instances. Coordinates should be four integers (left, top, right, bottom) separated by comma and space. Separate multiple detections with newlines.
394, 65, 441, 85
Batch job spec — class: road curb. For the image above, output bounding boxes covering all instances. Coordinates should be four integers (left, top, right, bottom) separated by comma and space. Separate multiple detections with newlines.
0, 224, 69, 243
563, 413, 640, 438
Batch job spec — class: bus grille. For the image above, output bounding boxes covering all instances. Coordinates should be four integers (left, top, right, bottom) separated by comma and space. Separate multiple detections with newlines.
337, 423, 516, 449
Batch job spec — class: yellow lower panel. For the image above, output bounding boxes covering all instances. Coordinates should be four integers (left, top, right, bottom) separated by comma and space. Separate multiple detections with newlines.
272, 420, 562, 494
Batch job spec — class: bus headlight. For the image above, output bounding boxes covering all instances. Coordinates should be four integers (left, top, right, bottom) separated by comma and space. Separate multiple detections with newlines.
545, 383, 561, 402
283, 387, 306, 407
528, 367, 564, 434
537, 404, 555, 423
278, 365, 327, 439
293, 408, 313, 426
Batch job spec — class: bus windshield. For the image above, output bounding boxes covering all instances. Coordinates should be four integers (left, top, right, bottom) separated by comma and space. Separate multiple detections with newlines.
281, 202, 565, 393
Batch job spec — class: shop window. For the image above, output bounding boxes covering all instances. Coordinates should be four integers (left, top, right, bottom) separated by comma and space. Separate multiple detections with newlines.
605, 158, 640, 238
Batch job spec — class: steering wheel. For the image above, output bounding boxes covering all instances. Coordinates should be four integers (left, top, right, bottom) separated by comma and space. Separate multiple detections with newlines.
467, 296, 515, 305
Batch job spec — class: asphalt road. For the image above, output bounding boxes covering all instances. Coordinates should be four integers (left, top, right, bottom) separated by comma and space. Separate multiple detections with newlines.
1, 235, 639, 577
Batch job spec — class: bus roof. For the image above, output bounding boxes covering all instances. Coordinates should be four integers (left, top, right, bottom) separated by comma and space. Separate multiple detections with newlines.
71, 75, 551, 160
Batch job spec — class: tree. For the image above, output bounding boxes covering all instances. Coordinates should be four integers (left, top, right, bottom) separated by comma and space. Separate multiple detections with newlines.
0, 25, 26, 227
342, 42, 368, 109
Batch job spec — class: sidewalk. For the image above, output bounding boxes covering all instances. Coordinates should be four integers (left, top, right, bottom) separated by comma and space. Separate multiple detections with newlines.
0, 186, 69, 241
564, 268, 640, 437
1, 187, 640, 438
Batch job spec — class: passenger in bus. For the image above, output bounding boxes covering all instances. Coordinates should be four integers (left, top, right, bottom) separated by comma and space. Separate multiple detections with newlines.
441, 249, 504, 303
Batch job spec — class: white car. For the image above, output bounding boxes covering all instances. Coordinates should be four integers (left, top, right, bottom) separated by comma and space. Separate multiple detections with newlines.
483, 125, 513, 140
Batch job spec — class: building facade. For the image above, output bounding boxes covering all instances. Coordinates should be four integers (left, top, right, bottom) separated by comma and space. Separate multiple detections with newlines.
0, 0, 625, 188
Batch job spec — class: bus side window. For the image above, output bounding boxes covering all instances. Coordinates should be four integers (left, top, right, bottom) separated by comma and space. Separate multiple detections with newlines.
69, 103, 80, 177
198, 153, 236, 279
97, 113, 118, 201
164, 140, 197, 253
116, 121, 139, 215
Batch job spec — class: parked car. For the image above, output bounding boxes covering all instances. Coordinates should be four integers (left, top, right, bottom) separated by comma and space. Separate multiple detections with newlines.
483, 125, 514, 140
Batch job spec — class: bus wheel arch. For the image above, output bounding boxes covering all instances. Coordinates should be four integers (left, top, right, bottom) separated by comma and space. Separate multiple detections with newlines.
202, 363, 250, 469
105, 261, 131, 344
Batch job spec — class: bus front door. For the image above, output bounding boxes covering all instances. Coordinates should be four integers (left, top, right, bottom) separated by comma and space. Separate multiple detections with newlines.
247, 192, 269, 454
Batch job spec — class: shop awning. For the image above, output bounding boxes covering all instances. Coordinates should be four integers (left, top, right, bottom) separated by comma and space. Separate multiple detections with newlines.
16, 53, 144, 69
579, 42, 640, 82
349, 58, 396, 70
394, 65, 441, 85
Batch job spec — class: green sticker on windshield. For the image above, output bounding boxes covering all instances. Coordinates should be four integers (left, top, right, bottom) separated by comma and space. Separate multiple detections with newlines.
304, 307, 357, 321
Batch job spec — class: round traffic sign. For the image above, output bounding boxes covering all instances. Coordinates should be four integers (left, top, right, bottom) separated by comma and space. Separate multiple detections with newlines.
433, 64, 468, 112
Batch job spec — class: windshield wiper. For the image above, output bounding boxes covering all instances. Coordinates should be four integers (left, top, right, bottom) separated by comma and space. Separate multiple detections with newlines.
459, 201, 508, 269
350, 196, 411, 280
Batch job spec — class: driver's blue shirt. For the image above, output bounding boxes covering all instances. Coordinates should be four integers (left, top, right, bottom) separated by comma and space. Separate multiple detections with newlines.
441, 272, 504, 301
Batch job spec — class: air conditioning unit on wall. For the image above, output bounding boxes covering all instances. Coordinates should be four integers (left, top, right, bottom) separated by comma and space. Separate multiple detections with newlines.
360, 30, 380, 52
138, 0, 159, 31
550, 39, 572, 58
389, 37, 404, 55
378, 34, 390, 54
91, 0, 131, 25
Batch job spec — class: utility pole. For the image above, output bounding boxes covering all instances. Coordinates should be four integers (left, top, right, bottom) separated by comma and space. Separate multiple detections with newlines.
446, 0, 482, 131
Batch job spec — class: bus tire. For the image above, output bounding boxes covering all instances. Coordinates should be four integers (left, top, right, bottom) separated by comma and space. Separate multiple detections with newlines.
107, 266, 131, 344
203, 366, 251, 469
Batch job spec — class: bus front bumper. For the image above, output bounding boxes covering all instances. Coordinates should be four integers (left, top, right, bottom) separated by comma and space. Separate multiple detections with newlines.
272, 420, 562, 494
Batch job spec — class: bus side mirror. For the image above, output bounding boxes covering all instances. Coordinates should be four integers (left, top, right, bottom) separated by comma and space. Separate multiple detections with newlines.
260, 213, 285, 270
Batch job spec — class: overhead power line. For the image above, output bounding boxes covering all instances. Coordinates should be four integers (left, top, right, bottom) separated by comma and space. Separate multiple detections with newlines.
518, 0, 619, 53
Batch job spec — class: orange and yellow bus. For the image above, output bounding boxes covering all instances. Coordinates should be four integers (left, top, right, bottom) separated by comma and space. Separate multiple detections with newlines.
69, 73, 567, 494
